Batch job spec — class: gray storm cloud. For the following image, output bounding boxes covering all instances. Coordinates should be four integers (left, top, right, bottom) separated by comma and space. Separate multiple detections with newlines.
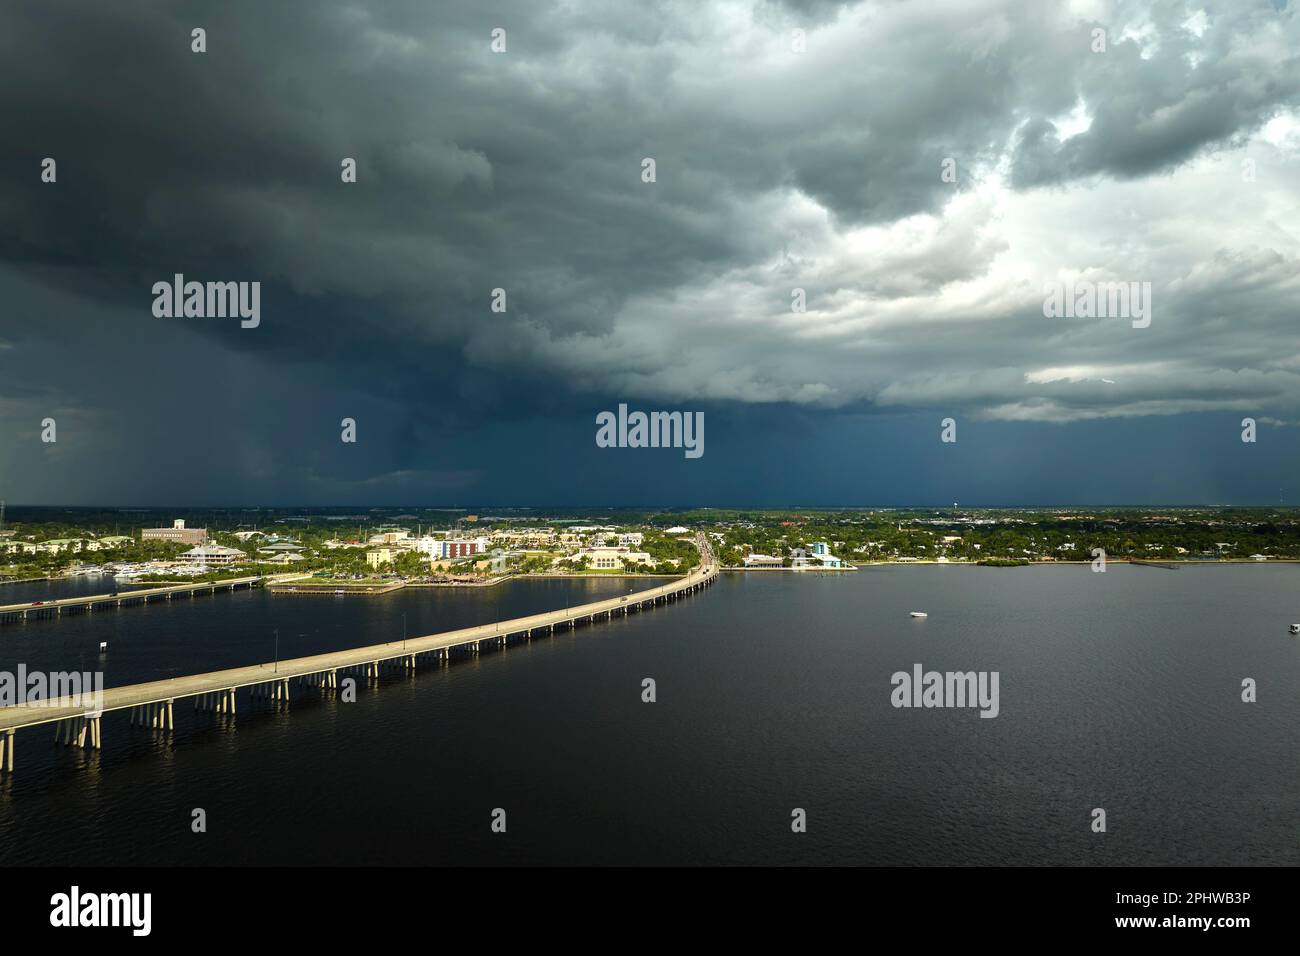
1, 0, 1298, 461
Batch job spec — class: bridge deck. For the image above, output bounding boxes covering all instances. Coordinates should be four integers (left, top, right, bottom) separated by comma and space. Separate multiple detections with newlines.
0, 559, 717, 733
0, 575, 272, 615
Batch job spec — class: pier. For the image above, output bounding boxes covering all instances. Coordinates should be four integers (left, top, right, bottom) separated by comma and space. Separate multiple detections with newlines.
0, 574, 301, 625
0, 537, 716, 774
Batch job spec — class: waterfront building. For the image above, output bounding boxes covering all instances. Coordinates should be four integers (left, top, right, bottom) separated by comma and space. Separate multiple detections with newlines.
439, 537, 489, 559
264, 552, 306, 565
411, 536, 446, 557
577, 547, 656, 570
36, 538, 85, 554
792, 542, 845, 569
178, 544, 245, 566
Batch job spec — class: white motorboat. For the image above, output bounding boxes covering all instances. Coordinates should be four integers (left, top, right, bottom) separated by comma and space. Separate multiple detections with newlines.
910, 611, 928, 618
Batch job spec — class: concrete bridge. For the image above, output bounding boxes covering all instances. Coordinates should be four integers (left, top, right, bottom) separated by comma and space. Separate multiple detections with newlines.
0, 574, 303, 625
0, 538, 717, 774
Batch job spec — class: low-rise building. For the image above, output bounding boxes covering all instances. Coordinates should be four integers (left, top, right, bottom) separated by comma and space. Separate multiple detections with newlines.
257, 541, 305, 555
366, 547, 403, 569
179, 544, 245, 566
792, 541, 845, 569
39, 538, 85, 554
265, 552, 306, 565
367, 529, 411, 546
577, 547, 656, 570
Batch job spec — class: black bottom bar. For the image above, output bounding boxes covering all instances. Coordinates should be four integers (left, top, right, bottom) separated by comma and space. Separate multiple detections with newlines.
1, 865, 1287, 942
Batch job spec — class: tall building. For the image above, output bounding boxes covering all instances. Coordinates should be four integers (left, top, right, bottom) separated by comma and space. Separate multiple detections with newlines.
142, 519, 208, 545
439, 537, 489, 559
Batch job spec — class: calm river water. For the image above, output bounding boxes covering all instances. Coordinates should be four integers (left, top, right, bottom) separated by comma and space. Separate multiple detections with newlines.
1, 565, 1297, 865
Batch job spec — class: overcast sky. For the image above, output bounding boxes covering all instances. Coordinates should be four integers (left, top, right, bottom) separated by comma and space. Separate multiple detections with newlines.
1, 0, 1298, 506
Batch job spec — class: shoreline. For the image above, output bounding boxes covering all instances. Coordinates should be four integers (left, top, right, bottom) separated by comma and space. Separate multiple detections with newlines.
724, 558, 1300, 570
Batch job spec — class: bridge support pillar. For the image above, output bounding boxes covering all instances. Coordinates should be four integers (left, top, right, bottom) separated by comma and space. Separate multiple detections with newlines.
54, 717, 96, 749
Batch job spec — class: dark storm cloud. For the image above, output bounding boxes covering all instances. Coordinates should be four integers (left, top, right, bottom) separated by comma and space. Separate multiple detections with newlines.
1, 0, 1298, 504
